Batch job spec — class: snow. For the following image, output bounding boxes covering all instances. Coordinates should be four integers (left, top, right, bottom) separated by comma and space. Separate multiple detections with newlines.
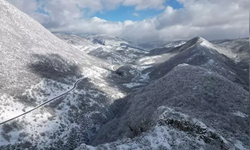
211, 38, 249, 63
138, 56, 161, 65
0, 73, 113, 148
123, 83, 143, 88
157, 106, 229, 144
0, 0, 108, 99
165, 41, 186, 48
235, 140, 248, 150
207, 59, 215, 64
76, 124, 205, 150
138, 73, 150, 82
200, 39, 216, 49
0, 95, 27, 123
21, 78, 72, 104
82, 66, 126, 100
177, 63, 189, 67
140, 65, 152, 70
233, 111, 248, 118
0, 1, 248, 149
0, 78, 84, 146
76, 106, 222, 150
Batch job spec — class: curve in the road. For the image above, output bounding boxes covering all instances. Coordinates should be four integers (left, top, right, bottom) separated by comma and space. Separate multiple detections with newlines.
0, 78, 84, 126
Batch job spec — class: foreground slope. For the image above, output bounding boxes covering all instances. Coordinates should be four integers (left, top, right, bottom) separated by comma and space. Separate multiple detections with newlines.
0, 1, 125, 149
0, 0, 101, 96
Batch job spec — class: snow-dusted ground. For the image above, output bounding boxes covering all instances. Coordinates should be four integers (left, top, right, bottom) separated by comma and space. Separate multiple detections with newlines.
0, 0, 109, 97
87, 64, 249, 150
165, 40, 186, 48
76, 106, 239, 150
0, 0, 125, 149
233, 111, 249, 118
56, 33, 147, 65
0, 79, 75, 146
82, 66, 126, 100
211, 38, 249, 63
123, 83, 144, 88
137, 53, 177, 66
0, 74, 119, 149
54, 33, 100, 53
0, 0, 249, 149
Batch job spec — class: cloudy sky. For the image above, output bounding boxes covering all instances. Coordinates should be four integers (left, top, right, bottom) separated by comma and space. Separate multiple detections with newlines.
6, 0, 249, 43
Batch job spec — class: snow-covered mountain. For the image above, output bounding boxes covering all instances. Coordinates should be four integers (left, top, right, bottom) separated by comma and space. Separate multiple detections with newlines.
0, 0, 249, 150
148, 37, 249, 89
89, 64, 249, 150
87, 37, 249, 150
54, 33, 99, 53
55, 33, 147, 65
211, 38, 249, 64
0, 0, 126, 149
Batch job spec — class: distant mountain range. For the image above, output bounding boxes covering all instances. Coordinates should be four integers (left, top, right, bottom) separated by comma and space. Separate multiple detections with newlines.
0, 0, 249, 150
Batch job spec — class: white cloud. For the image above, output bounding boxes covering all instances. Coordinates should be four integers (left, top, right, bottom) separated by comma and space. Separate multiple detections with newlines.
7, 0, 37, 13
6, 0, 48, 23
123, 0, 165, 10
5, 0, 249, 44
133, 13, 139, 17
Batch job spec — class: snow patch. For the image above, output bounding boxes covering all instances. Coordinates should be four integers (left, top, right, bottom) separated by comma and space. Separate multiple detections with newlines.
233, 111, 248, 118
235, 140, 248, 150
123, 83, 143, 88
165, 41, 186, 48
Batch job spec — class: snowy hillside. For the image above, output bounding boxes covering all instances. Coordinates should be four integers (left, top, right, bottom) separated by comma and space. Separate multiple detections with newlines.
0, 0, 125, 149
164, 40, 186, 48
147, 37, 249, 90
211, 38, 249, 64
0, 0, 111, 96
0, 0, 249, 150
77, 37, 249, 149
86, 64, 250, 150
54, 33, 99, 53
56, 33, 148, 65
86, 34, 139, 48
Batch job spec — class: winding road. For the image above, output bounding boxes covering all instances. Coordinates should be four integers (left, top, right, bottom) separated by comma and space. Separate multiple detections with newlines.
0, 78, 84, 126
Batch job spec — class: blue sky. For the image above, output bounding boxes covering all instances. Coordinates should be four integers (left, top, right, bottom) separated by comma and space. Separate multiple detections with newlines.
94, 0, 183, 21
95, 6, 163, 22
35, 0, 184, 22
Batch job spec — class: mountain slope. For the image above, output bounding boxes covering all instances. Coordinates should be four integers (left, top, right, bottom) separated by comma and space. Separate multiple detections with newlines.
148, 37, 249, 90
211, 38, 249, 70
78, 37, 249, 149
54, 33, 98, 53
0, 1, 125, 149
90, 64, 249, 150
56, 33, 148, 65
0, 0, 103, 96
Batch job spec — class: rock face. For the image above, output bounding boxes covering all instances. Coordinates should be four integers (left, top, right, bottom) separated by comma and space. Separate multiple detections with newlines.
0, 0, 249, 150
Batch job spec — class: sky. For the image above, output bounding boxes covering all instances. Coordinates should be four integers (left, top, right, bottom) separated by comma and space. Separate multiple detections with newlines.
6, 0, 249, 44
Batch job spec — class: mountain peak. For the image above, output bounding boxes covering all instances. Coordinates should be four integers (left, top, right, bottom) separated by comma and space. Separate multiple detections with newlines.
189, 36, 207, 44
179, 36, 215, 51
